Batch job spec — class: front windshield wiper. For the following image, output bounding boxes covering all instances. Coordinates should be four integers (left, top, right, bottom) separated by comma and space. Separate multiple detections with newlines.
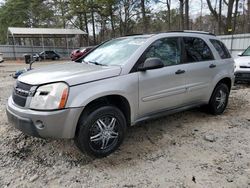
88, 61, 107, 66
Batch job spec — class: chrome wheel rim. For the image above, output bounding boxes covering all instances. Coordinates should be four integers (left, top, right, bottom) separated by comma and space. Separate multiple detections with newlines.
89, 116, 119, 150
215, 90, 227, 109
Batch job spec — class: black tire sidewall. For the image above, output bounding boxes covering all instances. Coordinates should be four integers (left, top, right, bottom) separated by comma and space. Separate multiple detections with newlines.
209, 83, 229, 115
75, 106, 127, 158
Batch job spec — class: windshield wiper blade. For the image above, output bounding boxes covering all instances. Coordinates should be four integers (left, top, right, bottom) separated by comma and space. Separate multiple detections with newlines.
89, 61, 106, 66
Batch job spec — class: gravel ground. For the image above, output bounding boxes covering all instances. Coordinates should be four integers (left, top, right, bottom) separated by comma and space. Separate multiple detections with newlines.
0, 61, 250, 188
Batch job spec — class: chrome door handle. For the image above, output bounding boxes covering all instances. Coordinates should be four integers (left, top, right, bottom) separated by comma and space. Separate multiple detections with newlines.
175, 69, 185, 74
209, 64, 216, 68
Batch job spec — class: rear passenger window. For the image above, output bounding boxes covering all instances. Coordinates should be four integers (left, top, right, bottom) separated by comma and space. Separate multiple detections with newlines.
144, 37, 181, 66
183, 37, 214, 62
210, 39, 231, 59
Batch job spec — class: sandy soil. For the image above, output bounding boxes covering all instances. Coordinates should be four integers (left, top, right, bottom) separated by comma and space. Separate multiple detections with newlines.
0, 60, 250, 188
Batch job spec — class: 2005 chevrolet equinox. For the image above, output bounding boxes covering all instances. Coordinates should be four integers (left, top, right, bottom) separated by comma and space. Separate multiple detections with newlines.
6, 31, 235, 157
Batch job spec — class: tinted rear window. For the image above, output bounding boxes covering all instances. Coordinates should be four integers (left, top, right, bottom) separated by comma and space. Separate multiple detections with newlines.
183, 37, 214, 63
210, 39, 231, 59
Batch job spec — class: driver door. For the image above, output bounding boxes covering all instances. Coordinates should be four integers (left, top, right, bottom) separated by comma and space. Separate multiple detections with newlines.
138, 37, 187, 116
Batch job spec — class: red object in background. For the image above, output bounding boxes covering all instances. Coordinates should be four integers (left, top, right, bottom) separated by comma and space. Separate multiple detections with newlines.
70, 47, 93, 61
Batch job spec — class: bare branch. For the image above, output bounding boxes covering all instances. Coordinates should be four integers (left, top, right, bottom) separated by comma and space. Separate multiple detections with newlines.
223, 0, 228, 6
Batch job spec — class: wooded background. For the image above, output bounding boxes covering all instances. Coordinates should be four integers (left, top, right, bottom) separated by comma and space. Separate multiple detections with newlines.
0, 0, 249, 46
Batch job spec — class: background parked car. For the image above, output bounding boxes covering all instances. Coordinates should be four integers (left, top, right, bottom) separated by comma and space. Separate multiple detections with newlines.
0, 53, 4, 63
234, 46, 250, 83
70, 47, 94, 61
33, 50, 60, 61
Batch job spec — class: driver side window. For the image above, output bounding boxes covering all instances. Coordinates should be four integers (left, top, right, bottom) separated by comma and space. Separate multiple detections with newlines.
144, 38, 181, 66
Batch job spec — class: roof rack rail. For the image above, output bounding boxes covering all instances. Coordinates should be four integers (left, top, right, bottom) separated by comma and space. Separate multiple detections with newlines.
166, 30, 216, 36
124, 33, 143, 36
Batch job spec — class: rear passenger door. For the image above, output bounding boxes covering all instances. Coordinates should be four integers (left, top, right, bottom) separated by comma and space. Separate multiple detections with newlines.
181, 37, 218, 103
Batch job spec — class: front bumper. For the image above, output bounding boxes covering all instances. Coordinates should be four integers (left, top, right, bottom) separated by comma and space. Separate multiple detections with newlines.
235, 71, 250, 82
6, 97, 83, 139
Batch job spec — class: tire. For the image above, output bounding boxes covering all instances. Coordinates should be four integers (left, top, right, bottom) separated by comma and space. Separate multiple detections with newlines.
53, 56, 59, 60
74, 106, 127, 158
208, 83, 229, 115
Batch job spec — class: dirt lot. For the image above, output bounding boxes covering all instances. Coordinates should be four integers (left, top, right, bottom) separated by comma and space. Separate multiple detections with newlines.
0, 60, 250, 188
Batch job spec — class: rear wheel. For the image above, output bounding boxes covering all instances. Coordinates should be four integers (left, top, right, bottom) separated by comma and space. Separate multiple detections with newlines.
208, 83, 229, 115
53, 56, 59, 60
75, 106, 127, 158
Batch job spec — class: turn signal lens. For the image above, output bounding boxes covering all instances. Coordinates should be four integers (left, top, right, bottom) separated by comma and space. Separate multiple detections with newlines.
59, 88, 69, 109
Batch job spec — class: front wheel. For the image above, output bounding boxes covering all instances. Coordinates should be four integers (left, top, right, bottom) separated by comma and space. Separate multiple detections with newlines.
74, 106, 127, 158
208, 83, 229, 115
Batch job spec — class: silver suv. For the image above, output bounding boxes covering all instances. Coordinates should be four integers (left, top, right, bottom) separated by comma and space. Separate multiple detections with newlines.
6, 31, 235, 157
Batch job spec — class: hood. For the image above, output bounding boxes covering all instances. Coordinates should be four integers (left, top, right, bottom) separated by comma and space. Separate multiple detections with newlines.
234, 56, 250, 66
18, 62, 122, 86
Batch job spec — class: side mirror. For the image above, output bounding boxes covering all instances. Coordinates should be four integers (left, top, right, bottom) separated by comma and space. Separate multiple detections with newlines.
138, 58, 164, 71
238, 52, 243, 56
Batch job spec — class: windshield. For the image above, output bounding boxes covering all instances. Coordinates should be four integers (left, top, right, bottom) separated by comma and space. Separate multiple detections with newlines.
242, 46, 250, 56
82, 37, 148, 66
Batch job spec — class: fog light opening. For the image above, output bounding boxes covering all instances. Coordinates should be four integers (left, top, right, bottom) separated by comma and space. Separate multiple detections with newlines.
35, 120, 45, 129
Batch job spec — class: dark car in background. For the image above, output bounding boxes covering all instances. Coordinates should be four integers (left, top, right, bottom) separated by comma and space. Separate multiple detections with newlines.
33, 50, 60, 61
0, 53, 4, 63
70, 47, 94, 61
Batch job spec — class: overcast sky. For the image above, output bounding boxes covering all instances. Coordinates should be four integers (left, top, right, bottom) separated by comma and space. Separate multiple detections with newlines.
152, 0, 246, 19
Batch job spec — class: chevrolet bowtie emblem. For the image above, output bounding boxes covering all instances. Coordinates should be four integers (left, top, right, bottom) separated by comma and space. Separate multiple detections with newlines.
14, 87, 33, 96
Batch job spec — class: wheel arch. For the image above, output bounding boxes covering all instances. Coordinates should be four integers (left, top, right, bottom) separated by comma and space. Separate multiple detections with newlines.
209, 77, 232, 102
74, 94, 131, 137
215, 77, 232, 91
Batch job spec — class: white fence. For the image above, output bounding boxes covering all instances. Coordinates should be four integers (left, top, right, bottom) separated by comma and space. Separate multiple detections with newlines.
218, 33, 250, 57
1, 33, 250, 59
0, 45, 75, 59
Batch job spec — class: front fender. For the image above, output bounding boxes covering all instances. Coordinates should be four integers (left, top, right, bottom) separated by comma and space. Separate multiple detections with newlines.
66, 73, 139, 123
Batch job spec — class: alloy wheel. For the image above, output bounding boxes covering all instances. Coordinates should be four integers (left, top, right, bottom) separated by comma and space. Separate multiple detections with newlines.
89, 116, 119, 150
215, 89, 227, 109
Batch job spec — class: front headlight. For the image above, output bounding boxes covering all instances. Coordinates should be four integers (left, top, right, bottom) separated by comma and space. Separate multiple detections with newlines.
234, 62, 239, 69
30, 82, 69, 110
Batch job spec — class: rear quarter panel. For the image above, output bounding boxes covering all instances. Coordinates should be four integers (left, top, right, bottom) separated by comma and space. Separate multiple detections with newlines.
207, 36, 235, 101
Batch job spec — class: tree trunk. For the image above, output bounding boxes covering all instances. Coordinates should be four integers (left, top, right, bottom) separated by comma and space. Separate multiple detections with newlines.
206, 0, 235, 34
124, 1, 129, 35
218, 0, 222, 34
100, 17, 104, 42
59, 0, 66, 28
109, 4, 115, 38
200, 0, 203, 30
90, 1, 96, 45
185, 0, 189, 29
166, 0, 171, 30
83, 12, 89, 45
233, 0, 239, 33
248, 0, 250, 32
179, 0, 184, 30
225, 0, 235, 34
78, 13, 84, 46
119, 5, 123, 36
141, 0, 147, 33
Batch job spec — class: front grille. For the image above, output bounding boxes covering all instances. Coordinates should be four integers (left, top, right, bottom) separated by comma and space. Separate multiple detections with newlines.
12, 81, 32, 107
235, 73, 250, 78
240, 66, 250, 68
